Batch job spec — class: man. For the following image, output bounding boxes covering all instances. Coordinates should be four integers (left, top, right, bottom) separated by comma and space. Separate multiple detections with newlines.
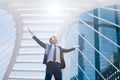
28, 28, 79, 80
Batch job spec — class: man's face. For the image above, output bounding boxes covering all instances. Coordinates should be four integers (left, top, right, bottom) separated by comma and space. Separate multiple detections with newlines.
51, 36, 57, 45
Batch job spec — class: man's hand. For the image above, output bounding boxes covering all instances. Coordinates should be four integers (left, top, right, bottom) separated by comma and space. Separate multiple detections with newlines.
27, 28, 34, 36
74, 45, 80, 49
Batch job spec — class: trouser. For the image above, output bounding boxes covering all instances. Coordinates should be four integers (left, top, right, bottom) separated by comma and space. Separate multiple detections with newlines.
45, 61, 62, 80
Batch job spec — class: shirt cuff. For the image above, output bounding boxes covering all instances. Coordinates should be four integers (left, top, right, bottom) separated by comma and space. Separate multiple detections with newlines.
32, 35, 35, 38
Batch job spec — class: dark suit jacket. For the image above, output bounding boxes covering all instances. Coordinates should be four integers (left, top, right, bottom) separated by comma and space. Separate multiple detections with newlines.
33, 35, 75, 64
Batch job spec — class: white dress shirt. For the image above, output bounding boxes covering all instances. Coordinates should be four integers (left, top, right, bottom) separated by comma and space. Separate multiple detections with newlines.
47, 45, 61, 63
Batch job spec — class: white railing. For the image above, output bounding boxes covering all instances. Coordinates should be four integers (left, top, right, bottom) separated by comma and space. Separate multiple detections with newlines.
0, 9, 16, 80
63, 6, 120, 80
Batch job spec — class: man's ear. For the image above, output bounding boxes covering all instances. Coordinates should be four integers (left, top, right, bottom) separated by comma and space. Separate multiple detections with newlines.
49, 37, 52, 44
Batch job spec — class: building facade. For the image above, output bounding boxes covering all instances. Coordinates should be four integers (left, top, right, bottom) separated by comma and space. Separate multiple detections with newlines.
63, 5, 120, 80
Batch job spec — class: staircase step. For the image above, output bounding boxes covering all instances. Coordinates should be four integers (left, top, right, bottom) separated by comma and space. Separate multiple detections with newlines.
19, 47, 45, 53
23, 29, 58, 32
21, 14, 66, 19
10, 3, 78, 10
13, 63, 46, 70
9, 0, 50, 4
16, 55, 44, 61
20, 45, 40, 48
23, 22, 62, 26
9, 71, 45, 78
22, 37, 48, 40
12, 68, 45, 72
8, 77, 44, 80
16, 60, 43, 63
23, 30, 57, 34
19, 53, 43, 55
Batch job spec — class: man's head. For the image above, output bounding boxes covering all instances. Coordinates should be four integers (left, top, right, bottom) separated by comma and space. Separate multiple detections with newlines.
49, 36, 57, 45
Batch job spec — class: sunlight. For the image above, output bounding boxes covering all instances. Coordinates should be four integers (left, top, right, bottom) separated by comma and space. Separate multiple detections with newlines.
48, 2, 62, 16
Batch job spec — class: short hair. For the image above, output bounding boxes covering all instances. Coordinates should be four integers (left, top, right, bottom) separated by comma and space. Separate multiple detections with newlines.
49, 36, 56, 44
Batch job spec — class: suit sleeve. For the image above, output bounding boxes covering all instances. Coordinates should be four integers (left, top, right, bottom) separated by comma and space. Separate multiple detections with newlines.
33, 35, 46, 49
61, 47, 75, 53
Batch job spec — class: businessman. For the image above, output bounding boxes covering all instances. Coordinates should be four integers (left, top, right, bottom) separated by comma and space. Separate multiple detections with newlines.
28, 28, 79, 80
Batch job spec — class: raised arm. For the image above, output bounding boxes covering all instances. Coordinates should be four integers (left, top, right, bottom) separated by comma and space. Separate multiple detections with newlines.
28, 28, 46, 49
32, 36, 46, 48
62, 47, 75, 53
61, 45, 80, 53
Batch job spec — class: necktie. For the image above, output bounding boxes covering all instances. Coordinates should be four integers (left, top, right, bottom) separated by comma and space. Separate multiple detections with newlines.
53, 47, 56, 61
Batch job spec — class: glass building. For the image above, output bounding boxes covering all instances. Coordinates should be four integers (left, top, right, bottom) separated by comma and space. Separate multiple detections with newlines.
0, 0, 120, 80
64, 5, 120, 80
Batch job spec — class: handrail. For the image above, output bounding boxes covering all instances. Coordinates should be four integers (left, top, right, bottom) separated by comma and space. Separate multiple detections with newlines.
73, 28, 106, 80
101, 7, 120, 12
81, 14, 120, 49
74, 75, 78, 80
1, 3, 23, 80
78, 64, 90, 80
88, 13, 120, 28
62, 27, 90, 80
67, 27, 105, 79
77, 49, 105, 80
73, 26, 120, 72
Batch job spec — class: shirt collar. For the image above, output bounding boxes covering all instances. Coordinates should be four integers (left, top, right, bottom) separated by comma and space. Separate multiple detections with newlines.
52, 45, 56, 48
